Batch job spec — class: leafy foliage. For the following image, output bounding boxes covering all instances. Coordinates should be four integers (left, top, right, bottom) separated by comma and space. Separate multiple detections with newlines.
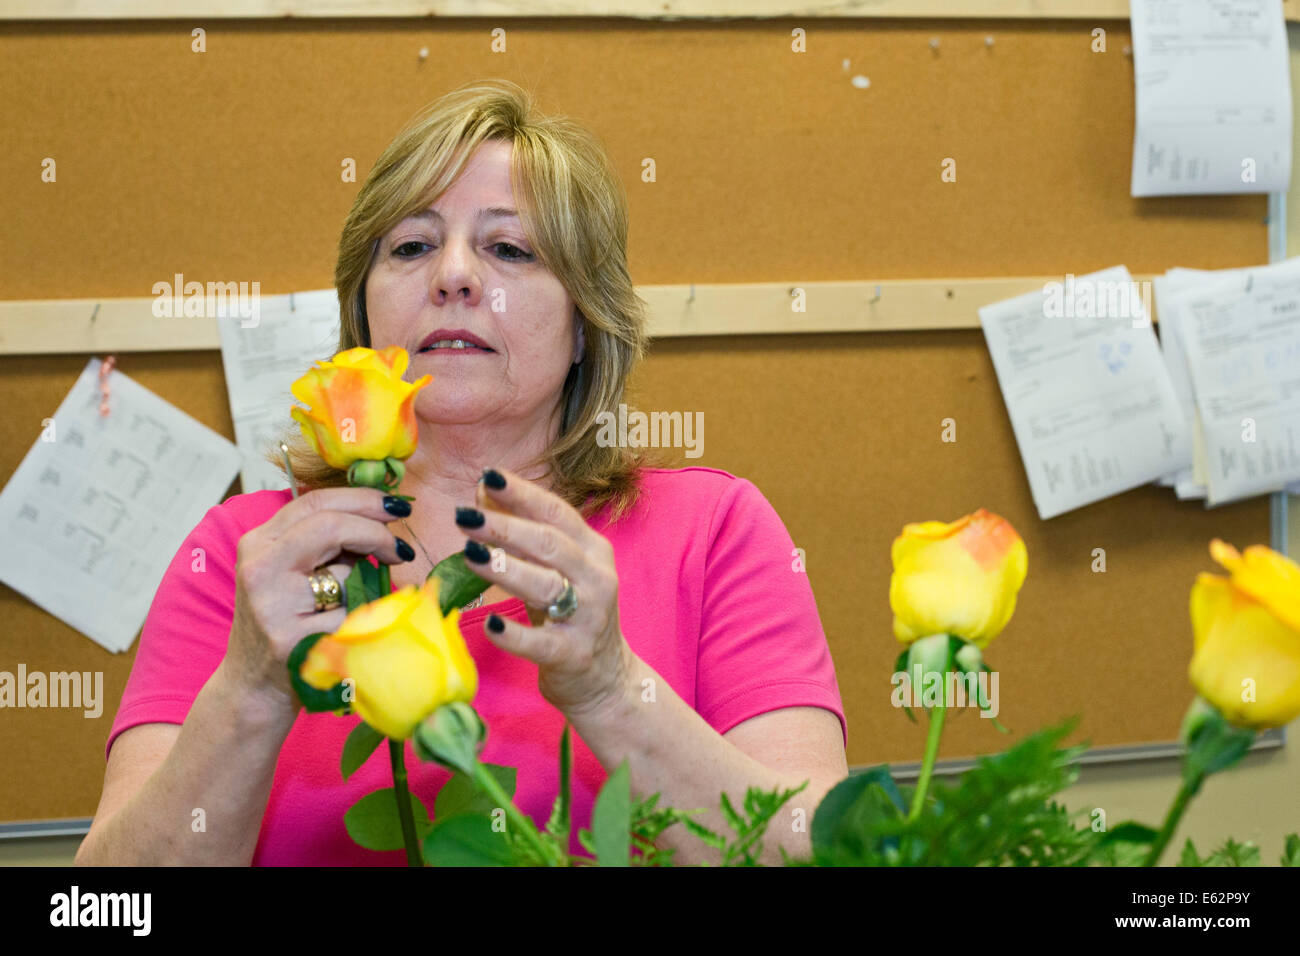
663, 782, 808, 866
811, 719, 1099, 866
1178, 837, 1262, 867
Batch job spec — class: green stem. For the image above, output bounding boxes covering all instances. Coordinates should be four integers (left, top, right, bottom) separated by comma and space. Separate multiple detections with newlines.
1142, 776, 1199, 867
470, 760, 553, 864
907, 703, 947, 823
389, 739, 422, 866
377, 562, 391, 597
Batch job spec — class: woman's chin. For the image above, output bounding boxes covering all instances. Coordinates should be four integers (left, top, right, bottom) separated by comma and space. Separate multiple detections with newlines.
414, 396, 497, 425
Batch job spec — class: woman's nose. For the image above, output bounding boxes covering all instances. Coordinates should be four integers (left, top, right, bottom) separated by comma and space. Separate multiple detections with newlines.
430, 240, 482, 303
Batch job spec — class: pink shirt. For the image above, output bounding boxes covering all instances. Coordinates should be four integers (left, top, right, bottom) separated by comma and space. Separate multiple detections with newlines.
106, 465, 847, 865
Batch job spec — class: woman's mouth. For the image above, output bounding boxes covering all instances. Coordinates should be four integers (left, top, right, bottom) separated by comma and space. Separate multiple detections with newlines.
418, 340, 494, 354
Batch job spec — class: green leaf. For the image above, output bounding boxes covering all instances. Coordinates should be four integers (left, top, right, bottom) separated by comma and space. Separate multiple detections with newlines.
1182, 709, 1256, 784
1097, 821, 1159, 848
559, 722, 572, 834
430, 551, 490, 616
720, 783, 807, 865
341, 722, 386, 780
1205, 838, 1260, 867
718, 791, 744, 835
591, 759, 632, 866
1178, 838, 1205, 867
344, 559, 383, 610
544, 724, 573, 851
287, 632, 349, 713
676, 814, 726, 850
1282, 833, 1300, 867
422, 813, 517, 866
810, 765, 905, 860
344, 788, 431, 852
1091, 821, 1157, 867
434, 764, 517, 819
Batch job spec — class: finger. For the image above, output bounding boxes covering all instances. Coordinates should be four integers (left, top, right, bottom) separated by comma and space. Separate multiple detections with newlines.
458, 507, 589, 590
464, 541, 576, 620
257, 486, 410, 542
478, 467, 601, 552
295, 604, 348, 643
292, 559, 356, 617
278, 510, 413, 576
479, 612, 563, 666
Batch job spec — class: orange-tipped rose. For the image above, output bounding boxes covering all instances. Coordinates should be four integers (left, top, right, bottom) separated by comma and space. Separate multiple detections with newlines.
889, 508, 1028, 649
1188, 539, 1300, 730
290, 346, 431, 470
300, 578, 477, 740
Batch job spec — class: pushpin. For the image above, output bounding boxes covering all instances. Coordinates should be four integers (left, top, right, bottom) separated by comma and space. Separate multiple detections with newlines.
97, 355, 117, 417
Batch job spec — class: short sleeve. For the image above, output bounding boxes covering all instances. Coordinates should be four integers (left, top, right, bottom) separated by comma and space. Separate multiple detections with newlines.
694, 477, 847, 749
105, 500, 243, 760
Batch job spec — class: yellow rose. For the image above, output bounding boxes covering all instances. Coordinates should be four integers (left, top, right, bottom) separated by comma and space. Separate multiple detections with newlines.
890, 508, 1028, 649
1188, 539, 1300, 730
300, 578, 478, 740
290, 345, 431, 470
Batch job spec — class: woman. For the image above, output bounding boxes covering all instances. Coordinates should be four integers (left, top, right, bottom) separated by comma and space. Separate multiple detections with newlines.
78, 79, 847, 866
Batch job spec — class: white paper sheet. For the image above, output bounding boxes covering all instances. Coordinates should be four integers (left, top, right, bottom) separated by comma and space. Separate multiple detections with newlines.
215, 289, 343, 493
1130, 0, 1292, 197
1153, 259, 1300, 499
1167, 265, 1300, 505
979, 266, 1192, 520
0, 358, 241, 653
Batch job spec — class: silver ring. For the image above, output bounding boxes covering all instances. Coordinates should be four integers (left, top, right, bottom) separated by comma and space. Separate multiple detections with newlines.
546, 576, 578, 622
308, 567, 343, 613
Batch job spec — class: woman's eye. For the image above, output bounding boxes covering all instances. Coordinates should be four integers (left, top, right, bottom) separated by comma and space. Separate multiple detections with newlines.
393, 241, 427, 258
391, 240, 531, 261
493, 242, 532, 262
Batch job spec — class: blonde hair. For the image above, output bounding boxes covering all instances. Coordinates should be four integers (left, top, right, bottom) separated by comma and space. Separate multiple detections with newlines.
266, 79, 668, 522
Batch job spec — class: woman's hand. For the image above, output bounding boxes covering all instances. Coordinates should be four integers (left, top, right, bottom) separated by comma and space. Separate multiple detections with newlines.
226, 487, 415, 710
457, 467, 634, 720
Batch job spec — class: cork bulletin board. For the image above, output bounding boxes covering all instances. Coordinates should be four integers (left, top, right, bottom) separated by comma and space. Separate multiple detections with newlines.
0, 15, 1278, 826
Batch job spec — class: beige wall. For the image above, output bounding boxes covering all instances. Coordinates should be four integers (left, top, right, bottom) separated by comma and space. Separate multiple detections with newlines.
4, 23, 1300, 870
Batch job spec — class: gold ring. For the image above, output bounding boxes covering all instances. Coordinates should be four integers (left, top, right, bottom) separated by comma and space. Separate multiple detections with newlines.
308, 567, 343, 613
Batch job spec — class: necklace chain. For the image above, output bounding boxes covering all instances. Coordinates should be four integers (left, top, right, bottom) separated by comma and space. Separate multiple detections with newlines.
400, 517, 485, 611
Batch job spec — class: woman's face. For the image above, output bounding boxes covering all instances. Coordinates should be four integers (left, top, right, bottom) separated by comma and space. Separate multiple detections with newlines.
365, 139, 583, 434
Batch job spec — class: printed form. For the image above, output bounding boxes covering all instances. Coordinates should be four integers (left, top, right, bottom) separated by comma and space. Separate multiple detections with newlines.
216, 289, 342, 494
1166, 266, 1300, 505
0, 359, 240, 652
1153, 259, 1300, 500
979, 266, 1192, 520
1130, 0, 1291, 197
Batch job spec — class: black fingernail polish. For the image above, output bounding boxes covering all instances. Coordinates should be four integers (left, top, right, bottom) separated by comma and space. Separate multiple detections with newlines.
481, 468, 506, 490
455, 507, 485, 528
486, 614, 505, 633
464, 539, 491, 564
395, 536, 415, 562
383, 495, 411, 517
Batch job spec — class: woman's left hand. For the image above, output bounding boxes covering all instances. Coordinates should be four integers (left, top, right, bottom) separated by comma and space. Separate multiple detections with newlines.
458, 467, 633, 720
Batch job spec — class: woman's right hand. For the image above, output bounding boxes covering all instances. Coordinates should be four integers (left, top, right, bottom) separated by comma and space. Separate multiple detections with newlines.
224, 487, 414, 710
